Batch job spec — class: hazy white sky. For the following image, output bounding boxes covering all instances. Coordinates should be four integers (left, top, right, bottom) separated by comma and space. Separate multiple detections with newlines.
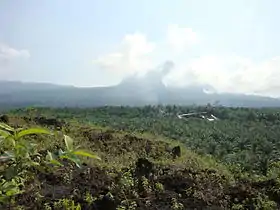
1, 0, 280, 97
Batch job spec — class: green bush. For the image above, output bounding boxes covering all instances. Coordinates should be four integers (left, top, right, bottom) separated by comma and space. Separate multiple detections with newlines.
0, 122, 100, 205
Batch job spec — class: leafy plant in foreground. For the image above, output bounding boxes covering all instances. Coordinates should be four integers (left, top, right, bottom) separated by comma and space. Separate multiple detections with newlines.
0, 122, 101, 205
0, 122, 52, 204
47, 134, 101, 168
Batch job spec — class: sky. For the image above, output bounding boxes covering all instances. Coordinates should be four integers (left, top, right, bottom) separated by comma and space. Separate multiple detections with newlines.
1, 0, 280, 97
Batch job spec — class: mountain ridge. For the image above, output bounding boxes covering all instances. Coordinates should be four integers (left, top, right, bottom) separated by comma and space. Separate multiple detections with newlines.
1, 78, 280, 109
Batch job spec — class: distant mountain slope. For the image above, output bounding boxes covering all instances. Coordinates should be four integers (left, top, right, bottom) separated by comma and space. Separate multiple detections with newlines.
1, 77, 280, 109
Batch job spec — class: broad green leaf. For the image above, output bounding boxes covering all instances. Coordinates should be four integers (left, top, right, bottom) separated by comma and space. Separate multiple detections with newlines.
64, 135, 74, 151
59, 154, 79, 162
0, 129, 12, 139
10, 139, 16, 147
58, 148, 65, 156
30, 161, 40, 166
47, 151, 55, 160
59, 152, 81, 164
16, 128, 52, 139
47, 151, 63, 166
0, 123, 14, 132
73, 150, 101, 160
1, 182, 17, 192
6, 187, 22, 196
15, 144, 25, 150
60, 154, 81, 167
49, 159, 63, 166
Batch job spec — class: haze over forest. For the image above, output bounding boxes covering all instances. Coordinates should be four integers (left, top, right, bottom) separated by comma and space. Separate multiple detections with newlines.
2, 0, 280, 105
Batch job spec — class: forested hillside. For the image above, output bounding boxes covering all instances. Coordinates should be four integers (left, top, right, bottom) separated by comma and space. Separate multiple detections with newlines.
2, 105, 280, 209
12, 105, 280, 177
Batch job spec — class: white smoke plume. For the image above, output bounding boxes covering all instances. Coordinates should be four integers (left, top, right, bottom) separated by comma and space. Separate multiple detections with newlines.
93, 24, 280, 98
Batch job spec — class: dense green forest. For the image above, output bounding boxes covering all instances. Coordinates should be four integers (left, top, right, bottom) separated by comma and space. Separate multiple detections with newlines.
12, 105, 280, 176
2, 105, 280, 209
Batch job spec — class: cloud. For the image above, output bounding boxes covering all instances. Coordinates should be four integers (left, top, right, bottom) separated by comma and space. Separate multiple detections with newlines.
92, 25, 198, 78
0, 44, 30, 62
93, 33, 156, 78
0, 43, 30, 80
166, 24, 199, 53
93, 25, 280, 97
164, 55, 280, 98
